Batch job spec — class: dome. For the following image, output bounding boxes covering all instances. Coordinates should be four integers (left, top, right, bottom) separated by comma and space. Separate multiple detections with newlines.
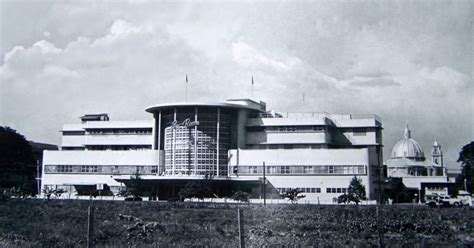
391, 125, 425, 160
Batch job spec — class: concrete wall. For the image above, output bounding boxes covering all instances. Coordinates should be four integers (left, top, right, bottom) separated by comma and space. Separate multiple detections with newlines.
331, 118, 380, 128
42, 150, 160, 165
246, 132, 328, 144
41, 150, 161, 194
265, 175, 372, 203
402, 176, 449, 189
60, 120, 154, 148
229, 148, 369, 166
228, 148, 376, 201
62, 135, 85, 147
83, 134, 152, 146
81, 120, 153, 129
247, 117, 328, 126
341, 131, 378, 145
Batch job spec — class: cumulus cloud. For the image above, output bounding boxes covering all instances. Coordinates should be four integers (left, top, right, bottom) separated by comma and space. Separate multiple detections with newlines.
3, 46, 25, 62
33, 40, 62, 54
344, 77, 401, 88
0, 1, 471, 170
232, 41, 301, 71
40, 65, 79, 78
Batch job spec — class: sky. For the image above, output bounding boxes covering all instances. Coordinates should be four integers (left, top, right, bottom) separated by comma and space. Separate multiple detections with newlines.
0, 0, 472, 170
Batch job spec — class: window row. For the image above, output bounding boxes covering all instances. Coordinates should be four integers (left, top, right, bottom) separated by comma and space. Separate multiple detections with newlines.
232, 165, 366, 175
266, 126, 327, 133
62, 131, 85, 136
45, 165, 159, 174
326, 188, 348, 194
352, 131, 367, 136
162, 169, 228, 176
277, 188, 322, 194
165, 159, 228, 165
246, 144, 328, 150
85, 145, 152, 151
164, 148, 228, 154
86, 128, 152, 135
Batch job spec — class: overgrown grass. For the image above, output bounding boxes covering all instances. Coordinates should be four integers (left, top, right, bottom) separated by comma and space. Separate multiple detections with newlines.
0, 199, 473, 247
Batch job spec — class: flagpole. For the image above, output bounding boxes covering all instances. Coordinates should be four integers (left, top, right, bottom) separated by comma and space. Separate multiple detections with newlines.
251, 76, 254, 99
185, 74, 188, 102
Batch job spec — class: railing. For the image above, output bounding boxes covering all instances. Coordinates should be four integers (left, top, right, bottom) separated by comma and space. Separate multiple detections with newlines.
257, 112, 381, 122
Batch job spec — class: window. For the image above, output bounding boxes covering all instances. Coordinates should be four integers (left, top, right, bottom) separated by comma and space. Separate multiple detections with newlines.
81, 165, 99, 173
283, 144, 293, 149
57, 165, 73, 173
280, 166, 290, 174
353, 128, 367, 136
136, 166, 145, 173
62, 131, 85, 136
353, 131, 367, 136
326, 188, 346, 194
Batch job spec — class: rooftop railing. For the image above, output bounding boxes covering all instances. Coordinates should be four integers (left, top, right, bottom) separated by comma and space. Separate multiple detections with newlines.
256, 112, 381, 122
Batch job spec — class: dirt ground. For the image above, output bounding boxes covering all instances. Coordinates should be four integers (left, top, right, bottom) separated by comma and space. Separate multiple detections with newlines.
0, 199, 473, 247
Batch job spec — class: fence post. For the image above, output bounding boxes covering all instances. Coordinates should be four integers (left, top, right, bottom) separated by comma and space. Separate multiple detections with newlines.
87, 205, 94, 248
376, 205, 384, 248
237, 208, 245, 248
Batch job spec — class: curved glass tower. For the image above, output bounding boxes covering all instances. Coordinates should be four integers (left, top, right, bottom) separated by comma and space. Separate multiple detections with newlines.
146, 101, 264, 177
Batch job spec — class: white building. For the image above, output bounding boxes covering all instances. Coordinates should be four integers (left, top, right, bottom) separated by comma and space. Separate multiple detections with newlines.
41, 99, 384, 203
384, 125, 453, 197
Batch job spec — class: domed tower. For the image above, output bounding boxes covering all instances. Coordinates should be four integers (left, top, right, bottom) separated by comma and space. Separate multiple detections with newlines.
391, 125, 425, 161
431, 138, 444, 175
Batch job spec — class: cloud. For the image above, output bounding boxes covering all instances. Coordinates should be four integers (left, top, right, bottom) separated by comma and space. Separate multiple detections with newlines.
33, 40, 61, 54
0, 16, 209, 144
232, 41, 301, 71
40, 65, 79, 78
3, 46, 25, 62
343, 76, 401, 88
0, 1, 471, 171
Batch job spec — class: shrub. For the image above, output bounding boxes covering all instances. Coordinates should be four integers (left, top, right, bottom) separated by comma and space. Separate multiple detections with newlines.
280, 188, 306, 204
231, 191, 249, 203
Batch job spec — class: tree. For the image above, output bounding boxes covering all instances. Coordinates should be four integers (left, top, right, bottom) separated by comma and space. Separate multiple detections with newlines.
120, 169, 146, 200
0, 127, 36, 195
281, 188, 306, 204
457, 141, 474, 193
386, 179, 413, 203
178, 174, 214, 201
231, 191, 250, 203
337, 193, 358, 204
341, 176, 367, 205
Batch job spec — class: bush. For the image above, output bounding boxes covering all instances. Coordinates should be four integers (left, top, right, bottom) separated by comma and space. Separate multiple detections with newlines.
0, 190, 9, 202
280, 188, 306, 204
231, 191, 249, 203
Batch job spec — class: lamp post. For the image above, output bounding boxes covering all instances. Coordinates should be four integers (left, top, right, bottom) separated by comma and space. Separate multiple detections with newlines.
418, 188, 422, 204
263, 161, 266, 206
36, 160, 41, 197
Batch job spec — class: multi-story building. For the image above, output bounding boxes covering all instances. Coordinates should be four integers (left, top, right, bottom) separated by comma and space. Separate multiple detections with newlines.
41, 99, 384, 203
384, 125, 454, 199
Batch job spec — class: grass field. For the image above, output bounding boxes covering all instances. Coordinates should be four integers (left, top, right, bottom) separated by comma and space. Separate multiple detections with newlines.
0, 199, 473, 247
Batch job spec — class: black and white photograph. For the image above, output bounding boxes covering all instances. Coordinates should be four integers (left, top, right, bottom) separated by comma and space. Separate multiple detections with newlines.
0, 0, 472, 247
